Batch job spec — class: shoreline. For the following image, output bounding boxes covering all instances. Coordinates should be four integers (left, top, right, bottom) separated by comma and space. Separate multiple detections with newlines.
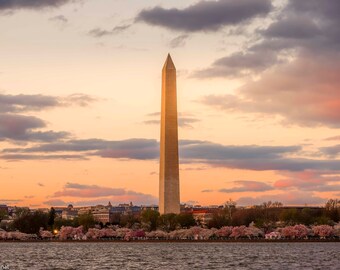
1, 239, 339, 243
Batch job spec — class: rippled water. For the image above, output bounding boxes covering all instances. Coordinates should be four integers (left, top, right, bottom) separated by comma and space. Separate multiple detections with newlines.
0, 242, 339, 270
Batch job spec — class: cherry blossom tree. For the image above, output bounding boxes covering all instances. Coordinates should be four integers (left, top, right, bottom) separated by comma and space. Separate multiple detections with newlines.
230, 226, 247, 239
333, 223, 340, 238
312, 225, 334, 239
216, 226, 233, 238
244, 226, 264, 239
40, 230, 54, 239
86, 228, 103, 240
294, 224, 309, 239
282, 224, 308, 239
265, 232, 281, 240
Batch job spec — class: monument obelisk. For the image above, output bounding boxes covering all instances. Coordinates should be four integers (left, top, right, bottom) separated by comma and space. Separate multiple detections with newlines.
159, 54, 180, 214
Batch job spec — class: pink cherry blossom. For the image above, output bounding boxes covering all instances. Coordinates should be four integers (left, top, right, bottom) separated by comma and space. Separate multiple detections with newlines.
40, 230, 54, 239
312, 225, 334, 238
230, 226, 247, 239
216, 226, 233, 238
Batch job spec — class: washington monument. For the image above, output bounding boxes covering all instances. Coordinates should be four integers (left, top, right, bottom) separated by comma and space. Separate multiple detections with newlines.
159, 54, 180, 214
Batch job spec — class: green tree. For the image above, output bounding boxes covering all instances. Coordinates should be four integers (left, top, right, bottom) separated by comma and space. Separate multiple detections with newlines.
78, 212, 95, 231
176, 213, 196, 229
111, 213, 121, 225
48, 207, 56, 228
324, 199, 340, 222
141, 209, 160, 231
314, 215, 331, 225
14, 207, 30, 217
12, 210, 48, 234
232, 208, 263, 226
299, 208, 313, 225
208, 209, 230, 228
0, 209, 8, 221
158, 213, 178, 232
120, 213, 140, 228
280, 208, 299, 225
53, 217, 74, 229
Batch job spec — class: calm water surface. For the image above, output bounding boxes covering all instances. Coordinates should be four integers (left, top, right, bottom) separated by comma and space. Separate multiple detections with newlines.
0, 242, 339, 270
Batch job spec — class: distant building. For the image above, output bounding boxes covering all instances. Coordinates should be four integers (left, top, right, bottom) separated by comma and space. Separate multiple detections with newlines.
141, 205, 159, 212
111, 202, 141, 216
78, 206, 93, 216
92, 208, 113, 224
53, 207, 64, 217
191, 210, 213, 227
0, 205, 8, 215
34, 208, 49, 213
62, 204, 78, 220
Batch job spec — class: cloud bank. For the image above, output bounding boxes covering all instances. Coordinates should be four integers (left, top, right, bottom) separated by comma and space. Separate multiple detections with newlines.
196, 0, 340, 128
137, 0, 272, 32
47, 182, 157, 206
0, 0, 78, 11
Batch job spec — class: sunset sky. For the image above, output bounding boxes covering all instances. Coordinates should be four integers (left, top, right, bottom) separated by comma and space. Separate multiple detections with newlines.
1, 0, 340, 208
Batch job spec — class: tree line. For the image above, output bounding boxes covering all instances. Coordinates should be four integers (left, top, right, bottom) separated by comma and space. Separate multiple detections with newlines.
0, 199, 338, 234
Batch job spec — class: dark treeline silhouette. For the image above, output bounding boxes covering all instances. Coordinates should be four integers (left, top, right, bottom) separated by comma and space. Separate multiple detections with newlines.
208, 199, 339, 231
1, 199, 339, 234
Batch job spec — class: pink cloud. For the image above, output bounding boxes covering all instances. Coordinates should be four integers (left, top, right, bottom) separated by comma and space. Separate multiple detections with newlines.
325, 136, 340, 141
219, 180, 273, 193
202, 54, 340, 127
50, 182, 157, 206
237, 191, 326, 206
274, 171, 340, 192
53, 182, 126, 198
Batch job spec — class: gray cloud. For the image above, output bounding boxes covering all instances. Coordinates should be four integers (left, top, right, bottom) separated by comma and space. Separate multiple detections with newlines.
49, 15, 68, 23
200, 54, 340, 127
43, 199, 70, 206
46, 139, 301, 165
62, 93, 98, 107
0, 199, 23, 205
48, 182, 158, 205
3, 138, 158, 155
53, 182, 127, 198
237, 191, 326, 206
325, 136, 340, 141
258, 0, 340, 53
194, 51, 278, 78
0, 154, 85, 161
143, 120, 160, 125
273, 171, 340, 194
137, 0, 272, 32
144, 112, 200, 128
180, 141, 300, 160
319, 145, 340, 158
0, 93, 59, 113
88, 24, 131, 38
0, 0, 77, 10
219, 180, 273, 193
0, 114, 70, 142
0, 93, 97, 143
210, 158, 340, 172
3, 137, 340, 173
144, 117, 200, 128
194, 0, 340, 80
0, 93, 97, 113
169, 34, 189, 48
263, 16, 321, 40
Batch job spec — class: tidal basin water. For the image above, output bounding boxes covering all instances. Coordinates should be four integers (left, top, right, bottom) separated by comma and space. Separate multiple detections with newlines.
0, 242, 339, 269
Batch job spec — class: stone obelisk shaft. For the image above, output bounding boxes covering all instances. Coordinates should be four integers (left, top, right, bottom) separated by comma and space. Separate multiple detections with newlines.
159, 54, 180, 214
